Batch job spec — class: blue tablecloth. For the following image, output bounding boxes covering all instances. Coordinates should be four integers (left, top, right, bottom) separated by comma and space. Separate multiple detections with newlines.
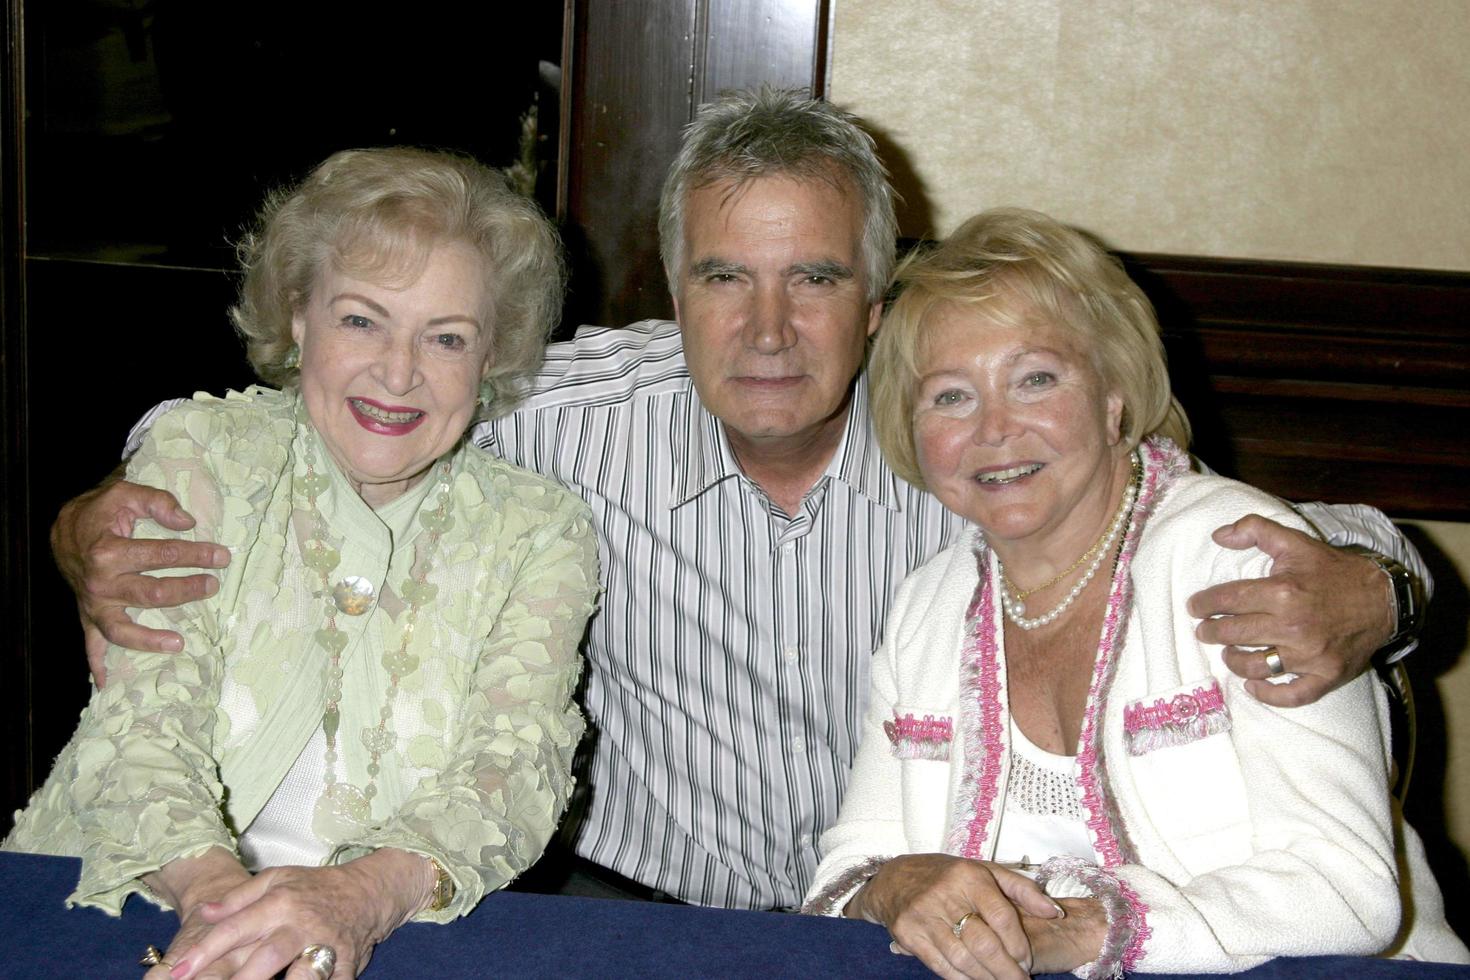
1, 852, 1464, 978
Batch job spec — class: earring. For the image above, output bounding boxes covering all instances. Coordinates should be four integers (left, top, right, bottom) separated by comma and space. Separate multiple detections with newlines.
283, 344, 301, 370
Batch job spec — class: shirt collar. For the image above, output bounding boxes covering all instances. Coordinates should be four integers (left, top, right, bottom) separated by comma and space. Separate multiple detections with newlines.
671, 379, 742, 507
669, 372, 905, 512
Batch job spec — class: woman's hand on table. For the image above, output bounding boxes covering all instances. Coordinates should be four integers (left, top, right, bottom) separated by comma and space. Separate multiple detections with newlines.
142, 848, 254, 980
156, 848, 435, 979
844, 853, 1064, 979
1019, 897, 1108, 976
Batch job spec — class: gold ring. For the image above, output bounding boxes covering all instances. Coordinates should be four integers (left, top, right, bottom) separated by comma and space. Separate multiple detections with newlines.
139, 945, 171, 968
953, 910, 980, 939
1264, 649, 1285, 677
299, 943, 337, 979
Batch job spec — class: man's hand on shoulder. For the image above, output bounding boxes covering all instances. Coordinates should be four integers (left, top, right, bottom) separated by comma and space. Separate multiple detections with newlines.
1186, 514, 1394, 708
53, 473, 230, 686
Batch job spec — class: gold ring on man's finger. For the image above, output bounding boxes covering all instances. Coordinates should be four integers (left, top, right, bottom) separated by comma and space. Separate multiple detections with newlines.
1263, 648, 1285, 677
952, 911, 980, 939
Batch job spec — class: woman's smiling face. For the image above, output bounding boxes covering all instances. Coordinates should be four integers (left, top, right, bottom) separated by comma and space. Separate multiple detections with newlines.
911, 301, 1125, 554
292, 241, 490, 507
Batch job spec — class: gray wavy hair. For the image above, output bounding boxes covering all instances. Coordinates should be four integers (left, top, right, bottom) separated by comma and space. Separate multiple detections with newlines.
231, 146, 565, 418
657, 88, 897, 305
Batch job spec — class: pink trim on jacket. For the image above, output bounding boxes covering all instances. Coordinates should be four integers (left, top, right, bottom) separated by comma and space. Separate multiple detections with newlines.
1123, 679, 1231, 756
945, 559, 1006, 859
946, 439, 1190, 971
883, 713, 954, 761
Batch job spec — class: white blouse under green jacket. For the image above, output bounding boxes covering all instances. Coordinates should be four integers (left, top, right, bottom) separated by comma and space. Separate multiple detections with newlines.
5, 386, 599, 922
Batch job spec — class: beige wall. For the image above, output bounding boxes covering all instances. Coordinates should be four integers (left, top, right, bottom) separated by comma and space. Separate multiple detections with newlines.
830, 0, 1470, 887
1403, 520, 1470, 887
831, 0, 1470, 271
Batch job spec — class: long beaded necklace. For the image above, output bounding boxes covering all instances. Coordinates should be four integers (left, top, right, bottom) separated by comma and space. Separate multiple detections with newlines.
995, 452, 1141, 631
296, 420, 456, 845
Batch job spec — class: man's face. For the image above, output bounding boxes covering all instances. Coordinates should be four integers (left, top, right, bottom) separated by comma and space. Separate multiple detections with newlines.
672, 173, 881, 457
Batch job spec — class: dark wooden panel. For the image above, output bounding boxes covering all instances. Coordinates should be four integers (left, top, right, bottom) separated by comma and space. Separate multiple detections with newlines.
1123, 254, 1470, 519
1, 0, 31, 821
560, 0, 699, 328
560, 0, 832, 328
700, 0, 828, 96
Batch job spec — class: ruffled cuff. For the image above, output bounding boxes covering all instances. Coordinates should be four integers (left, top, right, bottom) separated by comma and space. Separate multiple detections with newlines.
71, 834, 236, 916
1036, 857, 1151, 979
800, 856, 891, 916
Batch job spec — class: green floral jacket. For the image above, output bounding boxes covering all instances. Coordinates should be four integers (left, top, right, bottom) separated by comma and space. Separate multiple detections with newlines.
5, 387, 598, 921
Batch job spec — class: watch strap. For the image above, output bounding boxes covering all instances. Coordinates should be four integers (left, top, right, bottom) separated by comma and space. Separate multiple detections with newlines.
427, 857, 456, 912
1357, 549, 1422, 649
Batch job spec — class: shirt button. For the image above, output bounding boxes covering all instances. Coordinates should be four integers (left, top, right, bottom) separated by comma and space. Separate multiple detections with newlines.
799, 833, 813, 847
792, 737, 806, 752
783, 646, 799, 662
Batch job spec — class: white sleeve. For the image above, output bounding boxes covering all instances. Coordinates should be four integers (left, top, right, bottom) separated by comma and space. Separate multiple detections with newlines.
1092, 492, 1407, 973
122, 398, 188, 459
801, 575, 918, 914
1189, 455, 1430, 662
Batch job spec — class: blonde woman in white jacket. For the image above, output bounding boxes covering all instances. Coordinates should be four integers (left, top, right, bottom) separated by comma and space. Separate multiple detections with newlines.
803, 208, 1467, 978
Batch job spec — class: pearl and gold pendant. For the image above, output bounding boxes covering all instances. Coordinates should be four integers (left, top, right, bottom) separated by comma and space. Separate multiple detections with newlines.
331, 576, 376, 615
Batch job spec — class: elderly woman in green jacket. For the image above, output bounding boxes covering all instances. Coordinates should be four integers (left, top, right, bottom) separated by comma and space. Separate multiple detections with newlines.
5, 147, 598, 980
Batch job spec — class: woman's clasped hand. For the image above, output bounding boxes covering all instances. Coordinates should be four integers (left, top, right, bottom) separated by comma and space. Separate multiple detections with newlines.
140, 847, 435, 979
846, 853, 1105, 979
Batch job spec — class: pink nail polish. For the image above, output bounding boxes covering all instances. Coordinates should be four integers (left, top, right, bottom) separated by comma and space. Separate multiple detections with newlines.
169, 960, 189, 979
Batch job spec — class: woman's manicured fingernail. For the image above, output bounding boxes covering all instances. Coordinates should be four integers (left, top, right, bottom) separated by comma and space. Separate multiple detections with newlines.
1052, 901, 1066, 918
169, 960, 190, 979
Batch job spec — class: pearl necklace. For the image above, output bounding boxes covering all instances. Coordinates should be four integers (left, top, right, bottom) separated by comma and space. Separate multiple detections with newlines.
995, 454, 1140, 631
296, 414, 456, 845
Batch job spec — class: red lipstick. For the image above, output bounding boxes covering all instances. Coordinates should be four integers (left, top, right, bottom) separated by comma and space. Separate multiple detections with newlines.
347, 397, 427, 436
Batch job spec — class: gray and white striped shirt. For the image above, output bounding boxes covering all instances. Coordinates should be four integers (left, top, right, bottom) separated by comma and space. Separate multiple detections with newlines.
125, 318, 1427, 910
480, 320, 967, 909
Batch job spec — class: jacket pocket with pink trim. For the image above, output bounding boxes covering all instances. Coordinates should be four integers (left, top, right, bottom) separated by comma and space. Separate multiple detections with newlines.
1122, 678, 1232, 757
883, 710, 953, 761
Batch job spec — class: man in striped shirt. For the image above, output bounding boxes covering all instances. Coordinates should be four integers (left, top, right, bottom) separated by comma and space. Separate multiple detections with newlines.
58, 90, 1423, 911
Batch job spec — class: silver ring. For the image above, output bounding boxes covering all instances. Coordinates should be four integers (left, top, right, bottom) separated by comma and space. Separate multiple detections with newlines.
1263, 649, 1285, 677
952, 910, 979, 939
299, 944, 337, 979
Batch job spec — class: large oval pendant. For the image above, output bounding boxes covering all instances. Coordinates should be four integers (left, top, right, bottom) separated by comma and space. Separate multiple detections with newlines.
312, 782, 371, 844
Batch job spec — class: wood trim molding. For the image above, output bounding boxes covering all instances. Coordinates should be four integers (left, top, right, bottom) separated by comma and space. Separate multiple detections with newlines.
560, 0, 834, 329
1, 0, 30, 819
1121, 253, 1470, 520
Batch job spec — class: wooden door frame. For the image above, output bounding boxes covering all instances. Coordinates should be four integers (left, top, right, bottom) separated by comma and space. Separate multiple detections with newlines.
1, 0, 32, 818
558, 0, 834, 328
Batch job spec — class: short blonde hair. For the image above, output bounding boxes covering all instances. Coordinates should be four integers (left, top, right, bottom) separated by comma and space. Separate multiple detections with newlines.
231, 147, 565, 417
871, 207, 1190, 489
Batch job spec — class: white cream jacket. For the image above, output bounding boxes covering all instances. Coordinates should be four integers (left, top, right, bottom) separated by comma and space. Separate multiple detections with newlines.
806, 440, 1466, 972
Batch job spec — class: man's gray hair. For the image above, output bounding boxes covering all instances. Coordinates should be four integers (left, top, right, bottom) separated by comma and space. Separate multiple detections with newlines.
657, 88, 897, 305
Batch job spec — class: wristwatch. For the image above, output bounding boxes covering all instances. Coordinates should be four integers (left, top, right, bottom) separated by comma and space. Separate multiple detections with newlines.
427, 857, 456, 912
1356, 549, 1424, 653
